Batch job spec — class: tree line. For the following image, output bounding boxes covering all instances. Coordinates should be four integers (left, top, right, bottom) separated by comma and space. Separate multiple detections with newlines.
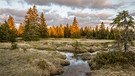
0, 5, 135, 42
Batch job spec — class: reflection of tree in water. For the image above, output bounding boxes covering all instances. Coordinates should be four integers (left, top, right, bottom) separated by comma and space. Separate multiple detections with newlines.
72, 40, 80, 57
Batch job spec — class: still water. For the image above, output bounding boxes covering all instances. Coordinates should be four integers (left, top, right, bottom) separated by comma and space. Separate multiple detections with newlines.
57, 52, 90, 76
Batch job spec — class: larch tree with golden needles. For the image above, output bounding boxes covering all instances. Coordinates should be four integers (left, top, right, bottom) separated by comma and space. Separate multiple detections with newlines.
70, 17, 80, 38
7, 16, 17, 33
57, 24, 64, 38
17, 23, 23, 37
49, 25, 57, 37
24, 5, 39, 25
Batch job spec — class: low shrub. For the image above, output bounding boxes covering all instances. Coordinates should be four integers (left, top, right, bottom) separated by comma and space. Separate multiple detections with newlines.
90, 51, 135, 70
11, 42, 18, 50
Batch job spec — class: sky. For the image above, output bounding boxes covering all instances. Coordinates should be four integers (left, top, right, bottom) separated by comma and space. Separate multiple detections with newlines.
0, 0, 135, 28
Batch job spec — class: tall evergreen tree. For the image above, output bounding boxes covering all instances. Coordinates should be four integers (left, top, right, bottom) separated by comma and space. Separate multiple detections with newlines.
112, 10, 135, 53
23, 5, 40, 41
64, 24, 71, 38
0, 21, 16, 42
111, 14, 123, 50
39, 12, 48, 38
98, 22, 106, 39
23, 20, 39, 41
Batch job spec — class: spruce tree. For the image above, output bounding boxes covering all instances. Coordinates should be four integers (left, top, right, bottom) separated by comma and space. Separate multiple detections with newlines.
23, 5, 40, 41
64, 24, 71, 38
39, 12, 48, 38
0, 21, 16, 42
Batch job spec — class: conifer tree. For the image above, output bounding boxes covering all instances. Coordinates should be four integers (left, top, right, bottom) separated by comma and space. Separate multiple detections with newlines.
23, 20, 39, 41
39, 12, 48, 38
98, 22, 106, 39
70, 17, 80, 38
7, 16, 17, 35
23, 5, 40, 41
64, 24, 71, 38
112, 10, 135, 53
0, 21, 16, 42
57, 24, 64, 38
17, 23, 23, 37
94, 25, 99, 38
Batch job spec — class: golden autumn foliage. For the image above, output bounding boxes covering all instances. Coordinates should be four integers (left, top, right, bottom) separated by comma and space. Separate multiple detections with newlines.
57, 24, 64, 38
17, 23, 23, 36
48, 25, 57, 37
7, 15, 16, 31
24, 5, 39, 25
70, 17, 80, 38
48, 25, 64, 38
95, 25, 99, 31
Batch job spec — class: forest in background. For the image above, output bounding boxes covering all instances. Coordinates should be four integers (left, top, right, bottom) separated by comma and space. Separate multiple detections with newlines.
0, 5, 134, 42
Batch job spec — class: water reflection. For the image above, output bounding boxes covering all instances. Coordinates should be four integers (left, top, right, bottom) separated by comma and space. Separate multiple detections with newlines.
57, 52, 90, 76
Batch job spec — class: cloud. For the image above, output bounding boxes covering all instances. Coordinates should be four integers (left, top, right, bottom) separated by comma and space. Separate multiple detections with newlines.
0, 15, 7, 22
93, 13, 112, 20
45, 13, 72, 26
68, 11, 90, 18
0, 8, 26, 17
24, 0, 124, 9
130, 11, 135, 16
0, 8, 26, 24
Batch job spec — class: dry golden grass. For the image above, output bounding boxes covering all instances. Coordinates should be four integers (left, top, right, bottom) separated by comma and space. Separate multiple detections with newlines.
0, 39, 134, 76
0, 48, 68, 76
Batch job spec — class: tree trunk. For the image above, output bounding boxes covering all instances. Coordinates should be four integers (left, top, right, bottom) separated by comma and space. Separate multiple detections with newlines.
118, 27, 121, 50
124, 26, 128, 54
118, 38, 120, 50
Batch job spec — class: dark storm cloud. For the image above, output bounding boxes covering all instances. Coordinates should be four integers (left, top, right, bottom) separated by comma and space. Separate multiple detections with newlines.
24, 0, 124, 9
